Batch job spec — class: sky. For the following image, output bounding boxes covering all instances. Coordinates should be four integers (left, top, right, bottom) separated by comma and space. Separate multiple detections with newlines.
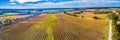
0, 0, 120, 9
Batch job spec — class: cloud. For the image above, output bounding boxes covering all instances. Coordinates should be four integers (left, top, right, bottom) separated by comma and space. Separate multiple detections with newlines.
0, 1, 105, 9
2, 0, 120, 9
10, 0, 41, 4
10, 3, 16, 5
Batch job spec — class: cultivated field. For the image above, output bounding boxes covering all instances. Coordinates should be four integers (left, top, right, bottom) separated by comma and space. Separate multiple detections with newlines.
0, 14, 109, 40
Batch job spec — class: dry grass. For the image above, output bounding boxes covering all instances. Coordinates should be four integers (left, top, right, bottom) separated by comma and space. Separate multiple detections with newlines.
76, 12, 108, 20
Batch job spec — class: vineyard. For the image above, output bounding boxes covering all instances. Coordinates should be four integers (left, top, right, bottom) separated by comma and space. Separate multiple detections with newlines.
0, 14, 109, 40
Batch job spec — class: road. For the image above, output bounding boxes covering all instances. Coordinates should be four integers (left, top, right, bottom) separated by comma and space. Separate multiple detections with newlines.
108, 20, 112, 40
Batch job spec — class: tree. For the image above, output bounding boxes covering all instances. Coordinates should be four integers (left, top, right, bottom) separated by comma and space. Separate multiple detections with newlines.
108, 13, 117, 20
81, 16, 84, 18
118, 12, 120, 21
92, 16, 99, 19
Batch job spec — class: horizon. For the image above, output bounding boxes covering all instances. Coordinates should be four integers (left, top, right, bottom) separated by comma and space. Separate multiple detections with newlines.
0, 7, 120, 9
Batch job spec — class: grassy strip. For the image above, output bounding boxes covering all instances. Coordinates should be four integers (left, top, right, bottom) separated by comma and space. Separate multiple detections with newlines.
31, 14, 57, 40
104, 21, 110, 40
45, 14, 57, 40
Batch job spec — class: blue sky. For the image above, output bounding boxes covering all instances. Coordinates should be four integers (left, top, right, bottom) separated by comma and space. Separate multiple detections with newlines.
0, 0, 120, 9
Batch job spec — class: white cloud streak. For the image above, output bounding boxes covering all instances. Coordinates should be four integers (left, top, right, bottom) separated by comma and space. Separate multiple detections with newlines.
10, 0, 40, 4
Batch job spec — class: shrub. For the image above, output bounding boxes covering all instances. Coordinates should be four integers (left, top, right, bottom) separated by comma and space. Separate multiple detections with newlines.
92, 16, 99, 19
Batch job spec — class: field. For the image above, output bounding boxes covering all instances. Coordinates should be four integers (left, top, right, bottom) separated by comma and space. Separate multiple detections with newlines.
0, 14, 109, 40
76, 12, 107, 20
